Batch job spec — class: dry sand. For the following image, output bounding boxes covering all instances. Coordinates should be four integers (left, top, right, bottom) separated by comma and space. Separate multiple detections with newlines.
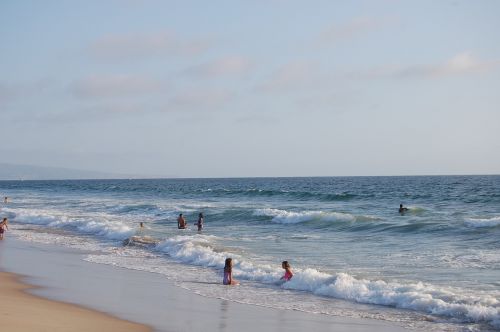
0, 271, 152, 332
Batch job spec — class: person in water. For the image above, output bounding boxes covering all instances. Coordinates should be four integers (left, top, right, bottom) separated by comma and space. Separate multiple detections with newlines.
136, 222, 145, 234
177, 214, 187, 229
399, 204, 408, 213
280, 261, 293, 281
0, 217, 9, 240
196, 213, 204, 231
223, 257, 239, 285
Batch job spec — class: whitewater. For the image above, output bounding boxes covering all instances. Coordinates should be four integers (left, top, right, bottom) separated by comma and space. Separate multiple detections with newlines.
1, 176, 499, 331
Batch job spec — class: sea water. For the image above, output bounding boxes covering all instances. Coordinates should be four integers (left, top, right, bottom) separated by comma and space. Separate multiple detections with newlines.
1, 176, 499, 331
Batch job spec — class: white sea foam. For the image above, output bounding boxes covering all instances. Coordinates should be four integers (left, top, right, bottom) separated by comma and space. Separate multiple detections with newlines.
154, 235, 280, 282
4, 207, 134, 240
156, 235, 227, 268
94, 232, 500, 328
151, 234, 500, 328
254, 208, 355, 224
11, 226, 106, 252
440, 250, 500, 269
465, 216, 500, 228
283, 270, 500, 328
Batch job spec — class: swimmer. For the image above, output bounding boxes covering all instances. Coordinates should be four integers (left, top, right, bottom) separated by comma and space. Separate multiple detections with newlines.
223, 258, 239, 285
177, 213, 187, 229
136, 222, 145, 234
280, 261, 293, 281
399, 204, 409, 214
196, 213, 204, 231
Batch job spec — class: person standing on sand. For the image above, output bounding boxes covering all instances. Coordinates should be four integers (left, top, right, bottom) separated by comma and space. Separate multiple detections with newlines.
177, 214, 187, 229
0, 217, 9, 240
196, 213, 204, 231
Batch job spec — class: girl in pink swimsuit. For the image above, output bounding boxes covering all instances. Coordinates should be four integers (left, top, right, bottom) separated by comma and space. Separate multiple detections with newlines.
280, 261, 293, 281
223, 258, 239, 285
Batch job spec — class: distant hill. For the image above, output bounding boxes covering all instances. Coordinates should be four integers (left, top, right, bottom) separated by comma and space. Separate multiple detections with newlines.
0, 163, 132, 180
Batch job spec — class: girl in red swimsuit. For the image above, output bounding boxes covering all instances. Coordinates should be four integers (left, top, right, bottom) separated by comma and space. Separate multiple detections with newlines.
280, 261, 293, 281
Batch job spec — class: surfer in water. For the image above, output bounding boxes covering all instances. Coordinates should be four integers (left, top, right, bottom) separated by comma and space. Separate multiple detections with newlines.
399, 204, 409, 214
177, 213, 187, 229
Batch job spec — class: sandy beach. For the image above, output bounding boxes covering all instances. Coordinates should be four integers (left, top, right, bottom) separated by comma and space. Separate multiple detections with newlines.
0, 235, 411, 332
0, 271, 151, 332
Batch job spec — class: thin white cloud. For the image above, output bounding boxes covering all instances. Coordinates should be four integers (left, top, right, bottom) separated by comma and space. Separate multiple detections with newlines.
402, 52, 498, 78
70, 74, 165, 99
89, 31, 211, 61
349, 52, 500, 80
183, 56, 253, 78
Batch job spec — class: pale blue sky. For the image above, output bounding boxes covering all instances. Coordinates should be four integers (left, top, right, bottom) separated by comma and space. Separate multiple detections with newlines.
1, 0, 499, 177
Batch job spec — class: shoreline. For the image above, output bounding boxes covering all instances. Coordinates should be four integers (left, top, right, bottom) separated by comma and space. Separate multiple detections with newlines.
0, 270, 152, 332
0, 235, 411, 332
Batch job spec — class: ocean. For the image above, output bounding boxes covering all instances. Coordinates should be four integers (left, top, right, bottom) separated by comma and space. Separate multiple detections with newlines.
1, 176, 499, 331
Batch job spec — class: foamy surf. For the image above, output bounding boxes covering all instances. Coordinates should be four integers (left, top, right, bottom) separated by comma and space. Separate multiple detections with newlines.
4, 207, 134, 240
284, 270, 500, 328
465, 216, 500, 228
150, 234, 500, 329
85, 231, 500, 329
253, 208, 357, 224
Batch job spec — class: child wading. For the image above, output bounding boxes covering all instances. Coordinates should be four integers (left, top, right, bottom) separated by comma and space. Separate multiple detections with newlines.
223, 258, 239, 285
0, 217, 9, 240
280, 260, 293, 281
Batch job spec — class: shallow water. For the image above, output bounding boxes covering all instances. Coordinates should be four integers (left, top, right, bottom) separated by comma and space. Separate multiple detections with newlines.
1, 176, 499, 331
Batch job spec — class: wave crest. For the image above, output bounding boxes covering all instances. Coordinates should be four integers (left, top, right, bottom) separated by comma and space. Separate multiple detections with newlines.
4, 207, 133, 240
253, 208, 358, 224
465, 216, 500, 228
284, 270, 500, 328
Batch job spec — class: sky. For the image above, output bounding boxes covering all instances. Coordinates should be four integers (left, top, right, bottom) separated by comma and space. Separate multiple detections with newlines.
1, 0, 499, 178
